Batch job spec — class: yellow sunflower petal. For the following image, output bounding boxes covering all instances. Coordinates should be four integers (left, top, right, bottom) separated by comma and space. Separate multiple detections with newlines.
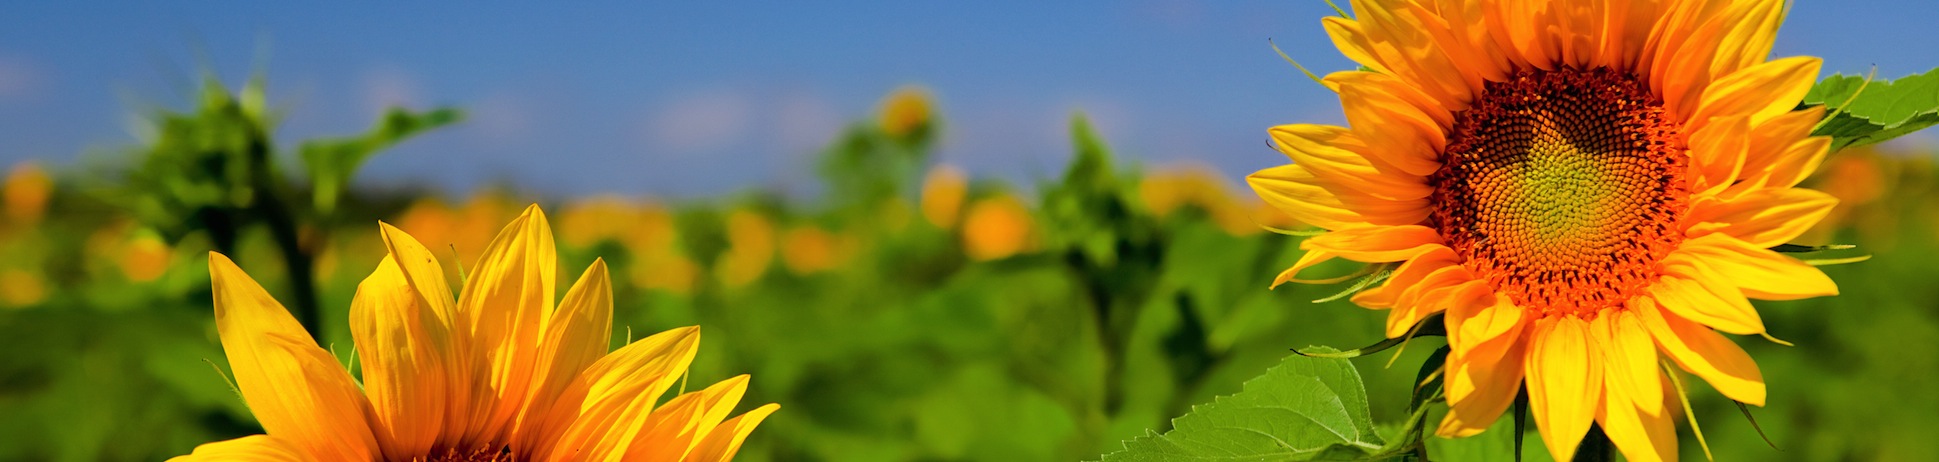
1633, 296, 1766, 406
1269, 124, 1432, 201
1322, 16, 1393, 77
512, 259, 617, 452
1248, 164, 1431, 230
1401, 1, 1506, 92
1730, 109, 1824, 197
209, 253, 379, 461
167, 434, 315, 462
1678, 232, 1837, 300
1691, 56, 1822, 131
1446, 294, 1528, 366
1648, 0, 1770, 121
1301, 224, 1445, 263
1705, 0, 1785, 80
1490, 0, 1562, 70
375, 222, 471, 445
1686, 114, 1750, 195
1595, 371, 1678, 462
1436, 330, 1529, 438
683, 404, 781, 462
1347, 0, 1474, 106
1592, 309, 1664, 417
1430, 0, 1516, 78
1385, 269, 1485, 339
1687, 187, 1837, 248
1758, 135, 1833, 190
1526, 315, 1602, 461
349, 257, 457, 459
1651, 257, 1764, 335
1329, 71, 1449, 177
535, 326, 702, 460
1351, 245, 1459, 308
1270, 247, 1340, 288
456, 204, 559, 443
627, 375, 753, 460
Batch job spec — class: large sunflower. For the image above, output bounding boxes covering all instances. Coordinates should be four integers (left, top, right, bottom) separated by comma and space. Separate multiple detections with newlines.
174, 205, 777, 461
1249, 0, 1836, 460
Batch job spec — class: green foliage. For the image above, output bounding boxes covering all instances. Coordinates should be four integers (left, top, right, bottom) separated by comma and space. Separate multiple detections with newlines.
301, 107, 462, 214
1101, 348, 1388, 461
1804, 66, 1939, 149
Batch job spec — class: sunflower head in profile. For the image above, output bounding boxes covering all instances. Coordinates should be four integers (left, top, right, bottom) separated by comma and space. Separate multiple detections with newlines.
174, 205, 777, 461
1250, 1, 1838, 460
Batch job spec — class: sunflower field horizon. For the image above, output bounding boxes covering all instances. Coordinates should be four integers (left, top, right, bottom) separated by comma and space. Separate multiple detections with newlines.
5, 1, 1939, 461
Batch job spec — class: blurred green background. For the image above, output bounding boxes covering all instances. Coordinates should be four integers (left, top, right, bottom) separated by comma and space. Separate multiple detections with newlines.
0, 72, 1934, 461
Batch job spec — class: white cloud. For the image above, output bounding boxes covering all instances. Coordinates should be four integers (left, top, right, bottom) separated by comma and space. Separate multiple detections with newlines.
645, 88, 753, 154
468, 91, 534, 143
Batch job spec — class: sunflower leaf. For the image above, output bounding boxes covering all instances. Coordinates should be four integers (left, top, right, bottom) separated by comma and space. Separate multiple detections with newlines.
1101, 348, 1391, 461
1802, 66, 1939, 150
1770, 243, 1857, 253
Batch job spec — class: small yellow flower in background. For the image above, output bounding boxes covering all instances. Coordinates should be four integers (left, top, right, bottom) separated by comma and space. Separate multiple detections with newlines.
558, 196, 655, 249
1252, 0, 1839, 460
879, 85, 935, 142
715, 210, 775, 288
0, 269, 48, 308
920, 164, 969, 229
1139, 165, 1262, 236
395, 193, 525, 268
961, 194, 1033, 261
780, 225, 847, 275
83, 220, 174, 283
3, 162, 53, 227
121, 232, 174, 282
633, 254, 700, 296
173, 205, 777, 461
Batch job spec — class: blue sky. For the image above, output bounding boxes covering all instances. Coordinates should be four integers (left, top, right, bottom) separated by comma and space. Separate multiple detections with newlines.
3, 1, 1936, 198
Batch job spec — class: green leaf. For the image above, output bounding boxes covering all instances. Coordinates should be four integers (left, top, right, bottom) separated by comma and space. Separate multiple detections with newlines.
299, 106, 463, 214
1803, 66, 1939, 150
1101, 348, 1389, 461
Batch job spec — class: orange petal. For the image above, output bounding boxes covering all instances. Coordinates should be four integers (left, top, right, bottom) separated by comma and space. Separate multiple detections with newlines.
1436, 325, 1529, 438
350, 257, 458, 460
456, 204, 560, 444
534, 326, 703, 460
1677, 233, 1837, 300
1686, 187, 1837, 248
1350, 245, 1458, 308
512, 259, 617, 453
166, 434, 315, 462
1526, 315, 1602, 461
209, 253, 379, 461
1595, 372, 1677, 462
1650, 258, 1764, 335
1302, 224, 1445, 263
1633, 296, 1766, 406
683, 404, 781, 462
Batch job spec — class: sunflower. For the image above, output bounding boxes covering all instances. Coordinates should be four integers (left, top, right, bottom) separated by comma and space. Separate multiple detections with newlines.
1249, 1, 1837, 460
174, 205, 777, 461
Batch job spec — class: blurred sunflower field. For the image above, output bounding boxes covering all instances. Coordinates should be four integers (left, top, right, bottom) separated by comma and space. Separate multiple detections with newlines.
6, 2, 1939, 461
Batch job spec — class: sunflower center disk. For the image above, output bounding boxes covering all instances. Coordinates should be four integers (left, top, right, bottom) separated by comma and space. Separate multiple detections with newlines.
1430, 68, 1689, 319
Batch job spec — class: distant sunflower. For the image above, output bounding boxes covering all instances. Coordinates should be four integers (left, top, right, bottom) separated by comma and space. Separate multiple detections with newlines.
174, 205, 776, 461
1250, 1, 1837, 460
